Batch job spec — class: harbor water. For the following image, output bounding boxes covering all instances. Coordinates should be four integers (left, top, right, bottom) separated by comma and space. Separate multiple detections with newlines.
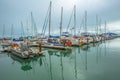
0, 38, 120, 80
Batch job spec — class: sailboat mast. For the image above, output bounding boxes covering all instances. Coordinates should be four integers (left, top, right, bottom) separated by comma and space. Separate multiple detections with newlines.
104, 21, 107, 41
21, 21, 24, 37
74, 5, 76, 36
85, 11, 87, 34
96, 15, 98, 36
99, 18, 101, 34
60, 7, 63, 38
49, 1, 52, 38
11, 24, 13, 40
105, 21, 107, 35
3, 24, 5, 38
31, 12, 34, 37
26, 19, 29, 37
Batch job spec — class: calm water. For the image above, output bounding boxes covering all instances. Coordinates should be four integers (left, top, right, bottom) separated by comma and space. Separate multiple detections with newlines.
0, 38, 120, 80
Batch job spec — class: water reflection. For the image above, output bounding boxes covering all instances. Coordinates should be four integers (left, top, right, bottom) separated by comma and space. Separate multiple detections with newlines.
10, 54, 45, 71
48, 52, 53, 80
60, 51, 64, 80
74, 48, 77, 79
47, 49, 72, 80
104, 41, 107, 56
80, 42, 103, 71
80, 44, 90, 51
47, 49, 72, 57
8, 41, 105, 77
1, 39, 120, 80
84, 47, 88, 71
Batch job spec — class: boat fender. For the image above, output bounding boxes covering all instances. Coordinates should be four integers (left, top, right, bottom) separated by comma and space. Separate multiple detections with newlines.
67, 40, 72, 46
80, 40, 84, 44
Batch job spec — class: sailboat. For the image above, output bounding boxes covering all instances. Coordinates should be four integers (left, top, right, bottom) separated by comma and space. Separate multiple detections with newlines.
30, 2, 71, 50
29, 12, 38, 42
12, 22, 24, 42
42, 5, 72, 50
10, 38, 44, 59
60, 5, 82, 47
9, 23, 43, 58
0, 24, 11, 47
93, 15, 101, 43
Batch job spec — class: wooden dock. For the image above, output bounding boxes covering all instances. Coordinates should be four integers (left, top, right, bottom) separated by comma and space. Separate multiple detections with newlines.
30, 44, 68, 50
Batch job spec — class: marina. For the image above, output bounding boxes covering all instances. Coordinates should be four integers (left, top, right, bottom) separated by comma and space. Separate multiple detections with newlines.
0, 0, 120, 80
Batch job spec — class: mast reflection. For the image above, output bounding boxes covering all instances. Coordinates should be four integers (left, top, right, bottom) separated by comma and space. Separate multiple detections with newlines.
10, 54, 45, 71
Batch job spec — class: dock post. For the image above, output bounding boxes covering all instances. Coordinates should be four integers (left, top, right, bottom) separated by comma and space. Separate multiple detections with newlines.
87, 37, 89, 44
63, 39, 66, 47
39, 42, 42, 52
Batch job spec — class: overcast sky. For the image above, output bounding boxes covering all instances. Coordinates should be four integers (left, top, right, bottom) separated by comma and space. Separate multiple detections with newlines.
0, 0, 120, 36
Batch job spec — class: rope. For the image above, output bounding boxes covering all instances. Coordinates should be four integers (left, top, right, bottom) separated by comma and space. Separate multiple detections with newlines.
66, 8, 74, 32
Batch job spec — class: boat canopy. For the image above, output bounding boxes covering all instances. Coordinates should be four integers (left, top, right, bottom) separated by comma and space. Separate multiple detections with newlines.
101, 32, 118, 37
49, 35, 59, 38
62, 32, 70, 37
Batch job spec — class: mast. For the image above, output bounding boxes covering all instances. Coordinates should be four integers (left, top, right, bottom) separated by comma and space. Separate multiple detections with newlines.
21, 21, 24, 37
99, 18, 101, 34
31, 12, 34, 37
49, 1, 52, 38
26, 19, 29, 37
105, 21, 106, 34
11, 24, 14, 41
60, 7, 63, 38
96, 15, 98, 36
3, 24, 5, 38
84, 11, 87, 34
104, 21, 107, 40
74, 5, 76, 36
99, 18, 102, 42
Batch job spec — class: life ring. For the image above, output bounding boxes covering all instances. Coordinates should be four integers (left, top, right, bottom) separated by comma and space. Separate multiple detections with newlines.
67, 40, 72, 46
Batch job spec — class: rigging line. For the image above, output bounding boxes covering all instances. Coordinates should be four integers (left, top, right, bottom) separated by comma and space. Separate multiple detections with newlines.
66, 7, 74, 32
43, 17, 49, 37
33, 21, 37, 36
31, 14, 37, 35
31, 12, 38, 36
32, 16, 37, 36
78, 16, 84, 34
31, 12, 34, 36
42, 6, 50, 36
43, 15, 49, 37
42, 9, 49, 36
